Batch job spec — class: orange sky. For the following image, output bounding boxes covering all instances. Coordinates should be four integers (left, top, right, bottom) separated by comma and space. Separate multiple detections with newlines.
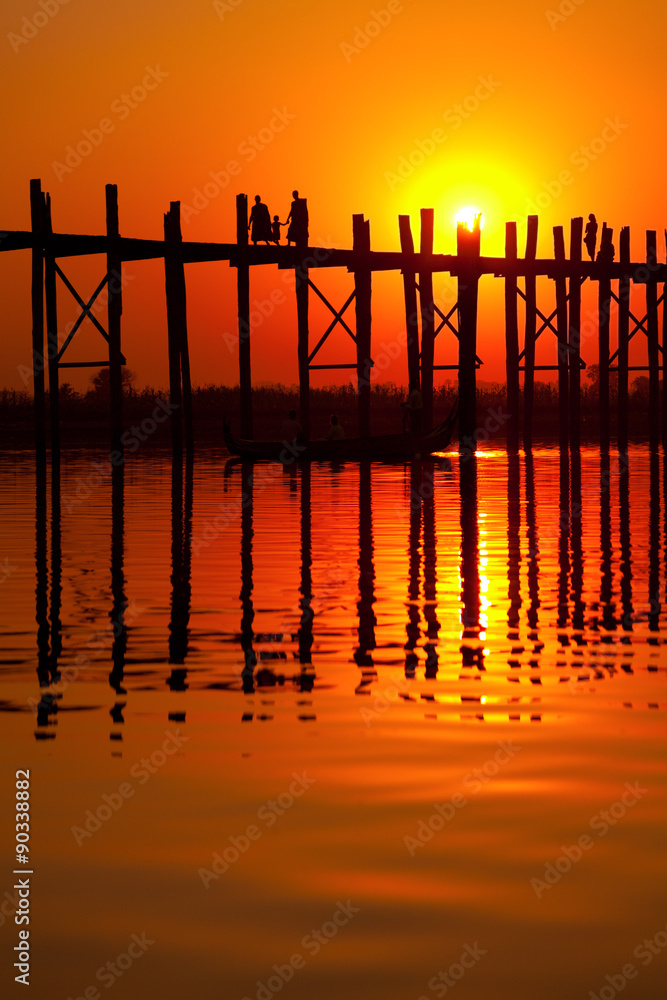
1, 0, 666, 392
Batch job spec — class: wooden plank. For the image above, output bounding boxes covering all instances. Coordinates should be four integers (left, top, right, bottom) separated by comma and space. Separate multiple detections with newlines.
646, 230, 659, 450
553, 226, 569, 451
419, 209, 435, 432
568, 218, 583, 451
523, 216, 538, 452
29, 179, 46, 458
617, 227, 630, 452
106, 184, 123, 457
398, 215, 420, 393
504, 221, 519, 452
236, 194, 253, 438
353, 214, 372, 439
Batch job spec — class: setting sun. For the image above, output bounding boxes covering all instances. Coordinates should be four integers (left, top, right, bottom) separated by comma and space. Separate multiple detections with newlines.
455, 206, 484, 230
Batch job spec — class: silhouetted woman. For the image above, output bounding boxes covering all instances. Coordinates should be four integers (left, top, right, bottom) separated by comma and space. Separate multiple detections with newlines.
584, 213, 598, 261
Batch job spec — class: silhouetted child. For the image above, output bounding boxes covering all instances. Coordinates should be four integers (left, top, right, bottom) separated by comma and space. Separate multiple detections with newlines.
584, 213, 598, 261
271, 216, 285, 245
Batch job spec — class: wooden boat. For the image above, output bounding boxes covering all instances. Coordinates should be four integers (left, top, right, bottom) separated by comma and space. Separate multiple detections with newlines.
223, 403, 458, 462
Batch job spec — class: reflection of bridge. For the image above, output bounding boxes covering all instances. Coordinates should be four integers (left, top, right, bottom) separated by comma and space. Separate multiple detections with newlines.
31, 448, 663, 739
5, 180, 667, 460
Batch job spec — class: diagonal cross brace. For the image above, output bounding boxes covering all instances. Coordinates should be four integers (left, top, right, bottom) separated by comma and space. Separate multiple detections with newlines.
54, 265, 111, 361
307, 283, 357, 364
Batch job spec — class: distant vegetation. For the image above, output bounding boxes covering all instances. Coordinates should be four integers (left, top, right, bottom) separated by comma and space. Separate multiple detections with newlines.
0, 368, 660, 447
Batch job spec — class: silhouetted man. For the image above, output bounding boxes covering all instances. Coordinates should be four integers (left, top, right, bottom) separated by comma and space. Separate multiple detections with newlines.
285, 190, 308, 246
584, 213, 598, 261
248, 195, 272, 244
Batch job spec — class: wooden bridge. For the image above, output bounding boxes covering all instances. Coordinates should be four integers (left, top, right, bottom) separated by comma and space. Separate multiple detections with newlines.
4, 179, 667, 458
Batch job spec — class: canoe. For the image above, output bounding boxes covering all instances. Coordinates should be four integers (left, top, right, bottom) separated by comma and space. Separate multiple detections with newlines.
222, 403, 458, 462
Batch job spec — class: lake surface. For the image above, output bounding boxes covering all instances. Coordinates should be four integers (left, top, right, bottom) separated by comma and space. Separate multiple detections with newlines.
1, 445, 666, 1000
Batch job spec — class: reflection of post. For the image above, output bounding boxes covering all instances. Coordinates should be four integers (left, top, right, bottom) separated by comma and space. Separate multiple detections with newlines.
619, 454, 633, 632
298, 464, 313, 666
570, 448, 584, 633
168, 453, 193, 689
557, 450, 570, 630
506, 452, 522, 638
599, 450, 614, 632
240, 462, 256, 691
459, 455, 482, 668
648, 449, 660, 632
354, 462, 376, 673
422, 469, 439, 679
525, 452, 539, 634
109, 463, 127, 696
404, 461, 422, 678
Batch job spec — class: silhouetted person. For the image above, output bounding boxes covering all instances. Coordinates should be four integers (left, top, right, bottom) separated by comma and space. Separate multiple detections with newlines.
248, 195, 272, 245
324, 414, 344, 441
286, 190, 308, 246
281, 409, 302, 444
584, 213, 598, 261
596, 225, 615, 263
271, 215, 285, 245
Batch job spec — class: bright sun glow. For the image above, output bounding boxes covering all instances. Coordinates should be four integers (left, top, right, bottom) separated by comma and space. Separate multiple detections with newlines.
455, 206, 484, 230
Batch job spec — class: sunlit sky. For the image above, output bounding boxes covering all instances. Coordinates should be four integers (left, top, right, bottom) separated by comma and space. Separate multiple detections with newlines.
1, 0, 666, 391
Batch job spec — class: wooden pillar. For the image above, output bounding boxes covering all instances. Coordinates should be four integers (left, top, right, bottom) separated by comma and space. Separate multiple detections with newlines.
43, 193, 59, 460
236, 194, 252, 439
504, 222, 519, 453
398, 215, 420, 392
553, 226, 569, 451
106, 184, 123, 457
419, 209, 435, 431
523, 215, 538, 452
353, 214, 372, 439
598, 233, 612, 450
663, 228, 667, 450
30, 179, 46, 459
164, 204, 183, 457
617, 227, 630, 452
646, 230, 659, 451
568, 217, 583, 450
457, 217, 481, 455
295, 204, 310, 440
165, 202, 193, 454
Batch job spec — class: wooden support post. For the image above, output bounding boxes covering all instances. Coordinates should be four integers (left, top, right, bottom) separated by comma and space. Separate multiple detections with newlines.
617, 227, 630, 452
164, 202, 193, 453
164, 204, 183, 457
106, 184, 123, 457
553, 226, 569, 451
419, 209, 435, 432
398, 215, 420, 392
598, 237, 612, 450
523, 215, 538, 452
236, 194, 253, 439
646, 229, 659, 450
568, 217, 583, 450
457, 216, 481, 455
295, 204, 310, 440
663, 229, 667, 451
353, 214, 372, 439
30, 179, 46, 459
43, 193, 59, 460
504, 221, 519, 453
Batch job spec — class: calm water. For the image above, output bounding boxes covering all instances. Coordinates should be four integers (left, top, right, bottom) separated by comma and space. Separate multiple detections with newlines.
1, 446, 666, 1000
